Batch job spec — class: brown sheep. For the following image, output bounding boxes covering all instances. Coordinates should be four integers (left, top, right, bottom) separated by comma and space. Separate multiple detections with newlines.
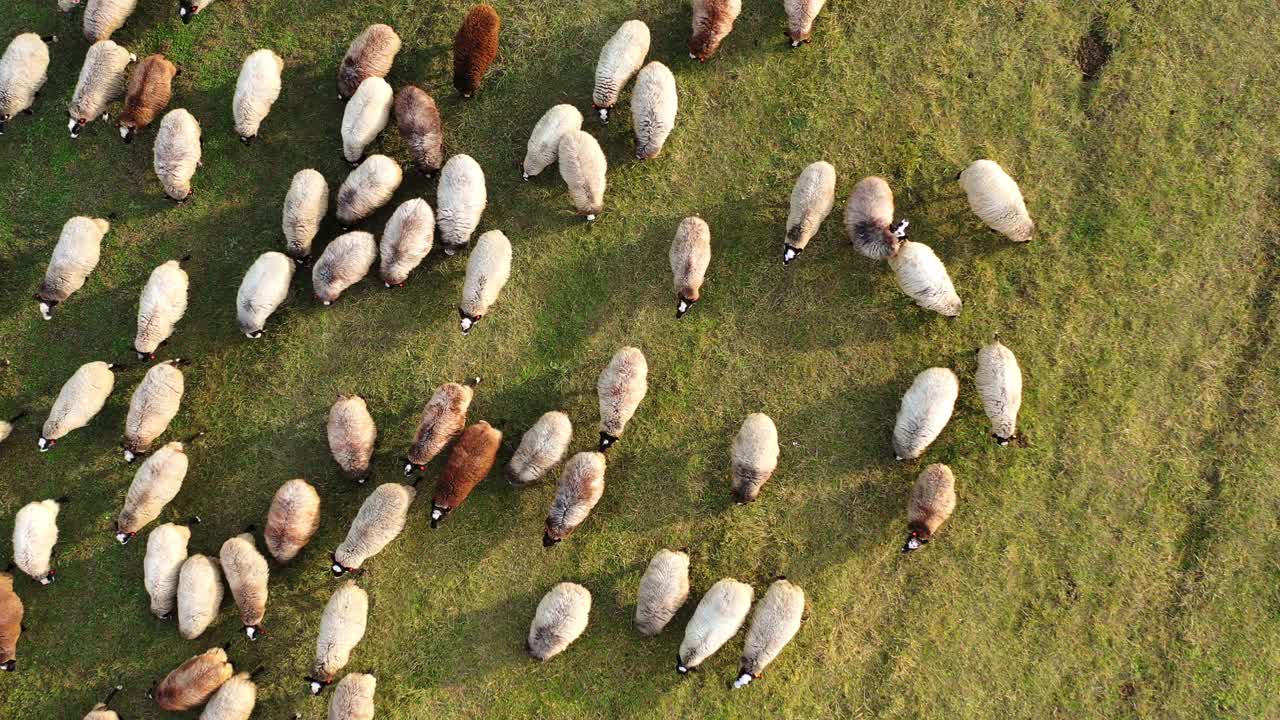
118, 54, 176, 144
0, 569, 22, 671
337, 24, 401, 101
395, 86, 444, 176
688, 0, 742, 62
453, 5, 500, 98
430, 421, 501, 528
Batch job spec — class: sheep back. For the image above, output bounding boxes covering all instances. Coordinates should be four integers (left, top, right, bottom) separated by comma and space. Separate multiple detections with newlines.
153, 108, 202, 200
333, 483, 415, 569
236, 251, 294, 337
678, 578, 753, 671
38, 216, 109, 305
544, 452, 606, 543
232, 48, 284, 140
634, 549, 690, 636
892, 367, 959, 460
135, 259, 189, 355
593, 20, 651, 114
452, 5, 500, 97
731, 413, 780, 503
737, 578, 805, 682
785, 161, 836, 258
328, 394, 377, 480
976, 337, 1023, 442
314, 231, 376, 304
844, 176, 901, 260
407, 382, 473, 466
631, 61, 677, 160
118, 441, 188, 536
119, 54, 176, 134
153, 647, 233, 712
959, 159, 1034, 242
341, 76, 392, 163
220, 533, 268, 629
394, 86, 444, 175
557, 130, 606, 218
506, 411, 572, 487
887, 240, 961, 316
336, 155, 402, 226
379, 198, 434, 286
124, 361, 185, 455
688, 0, 742, 61
313, 581, 369, 682
527, 582, 591, 661
522, 104, 582, 178
435, 154, 486, 253
264, 479, 321, 563
597, 347, 648, 440
338, 24, 401, 101
144, 522, 192, 617
670, 216, 711, 303
177, 553, 224, 639
43, 361, 115, 440
282, 169, 329, 261
431, 421, 501, 522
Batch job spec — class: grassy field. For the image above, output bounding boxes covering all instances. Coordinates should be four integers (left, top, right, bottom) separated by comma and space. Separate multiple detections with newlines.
1, 0, 1279, 716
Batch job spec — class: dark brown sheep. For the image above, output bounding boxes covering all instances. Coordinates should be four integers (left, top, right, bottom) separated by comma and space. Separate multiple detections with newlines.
149, 646, 234, 711
395, 86, 444, 176
118, 54, 177, 144
430, 421, 501, 527
452, 5, 500, 98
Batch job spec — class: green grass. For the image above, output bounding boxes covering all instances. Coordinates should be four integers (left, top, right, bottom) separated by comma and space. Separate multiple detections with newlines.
1, 0, 1279, 717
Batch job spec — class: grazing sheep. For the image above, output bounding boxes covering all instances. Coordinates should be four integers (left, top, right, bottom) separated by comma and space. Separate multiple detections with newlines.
527, 582, 591, 661
431, 421, 501, 527
35, 215, 110, 320
68, 40, 134, 138
0, 411, 23, 445
634, 549, 690, 636
597, 347, 648, 451
39, 361, 116, 451
733, 578, 805, 688
557, 130, 606, 220
0, 569, 23, 671
328, 672, 376, 720
337, 24, 401, 101
232, 49, 283, 143
149, 646, 233, 711
394, 86, 443, 176
436, 154, 486, 255
263, 479, 320, 563
783, 161, 836, 265
887, 241, 961, 317
144, 520, 197, 618
331, 482, 415, 576
731, 413, 780, 504
903, 463, 956, 552
958, 159, 1034, 242
0, 33, 53, 136
178, 0, 217, 24
506, 411, 572, 488
522, 104, 581, 179
844, 176, 908, 260
134, 258, 189, 360
452, 5, 500, 98
282, 169, 329, 263
976, 336, 1023, 444
237, 251, 294, 338
379, 198, 434, 287
677, 578, 753, 673
341, 76, 392, 164
329, 394, 377, 482
118, 54, 176, 143
670, 217, 711, 317
220, 532, 268, 639
688, 0, 741, 62
403, 380, 476, 474
783, 0, 826, 46
631, 61, 677, 160
336, 155, 402, 226
82, 686, 123, 719
313, 231, 376, 305
308, 581, 369, 693
83, 0, 137, 42
116, 440, 190, 542
153, 108, 202, 201
177, 553, 224, 640
123, 360, 186, 461
592, 21, 650, 123
543, 451, 606, 547
458, 230, 512, 334
13, 498, 64, 584
200, 669, 259, 720
892, 367, 959, 461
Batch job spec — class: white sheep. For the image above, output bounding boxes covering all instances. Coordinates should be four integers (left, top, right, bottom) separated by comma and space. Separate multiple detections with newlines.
328, 672, 376, 720
331, 482, 415, 576
153, 108, 202, 201
263, 478, 320, 563
282, 169, 329, 263
200, 669, 259, 720
543, 451, 606, 547
887, 241, 961, 317
341, 76, 392, 164
232, 49, 283, 143
733, 578, 805, 688
328, 394, 377, 482
892, 367, 959, 461
0, 33, 53, 136
597, 347, 648, 451
677, 578, 753, 673
783, 0, 826, 46
237, 251, 294, 338
308, 581, 368, 693
116, 440, 190, 543
403, 381, 475, 474
144, 519, 197, 618
506, 411, 572, 488
39, 361, 116, 451
123, 359, 186, 461
36, 215, 110, 320
845, 176, 907, 260
378, 198, 433, 287
631, 61, 677, 160
83, 0, 137, 43
670, 216, 711, 317
458, 229, 512, 334
68, 40, 134, 138
903, 463, 956, 552
958, 159, 1034, 242
783, 161, 835, 265
634, 549, 690, 636
12, 498, 66, 584
522, 104, 582, 179
313, 231, 376, 305
436, 154, 486, 254
592, 20, 650, 123
731, 413, 780, 503
134, 258, 189, 360
177, 553, 224, 639
558, 130, 607, 220
220, 532, 268, 639
976, 336, 1023, 444
336, 154, 402, 226
527, 582, 591, 661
